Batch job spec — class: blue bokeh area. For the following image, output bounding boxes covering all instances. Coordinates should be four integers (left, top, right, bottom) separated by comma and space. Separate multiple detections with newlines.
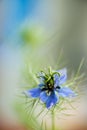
1, 0, 39, 39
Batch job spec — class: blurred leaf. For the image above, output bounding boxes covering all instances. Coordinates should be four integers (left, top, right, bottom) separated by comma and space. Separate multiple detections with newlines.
20, 25, 46, 46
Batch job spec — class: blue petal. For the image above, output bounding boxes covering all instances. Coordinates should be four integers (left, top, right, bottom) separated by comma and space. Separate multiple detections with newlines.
58, 87, 76, 98
40, 91, 48, 103
58, 68, 67, 85
24, 87, 41, 98
39, 77, 45, 84
38, 72, 45, 84
46, 91, 59, 109
54, 74, 60, 88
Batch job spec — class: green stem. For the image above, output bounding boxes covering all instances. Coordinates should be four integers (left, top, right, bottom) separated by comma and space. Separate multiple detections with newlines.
52, 111, 55, 130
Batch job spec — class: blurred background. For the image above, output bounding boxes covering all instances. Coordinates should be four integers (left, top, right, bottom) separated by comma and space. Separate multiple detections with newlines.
0, 0, 87, 130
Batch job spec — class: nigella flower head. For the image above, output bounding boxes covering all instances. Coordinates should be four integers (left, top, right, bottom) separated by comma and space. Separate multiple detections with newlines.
24, 68, 76, 109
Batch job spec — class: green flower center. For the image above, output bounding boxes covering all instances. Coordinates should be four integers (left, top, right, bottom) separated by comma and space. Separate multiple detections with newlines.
46, 76, 54, 92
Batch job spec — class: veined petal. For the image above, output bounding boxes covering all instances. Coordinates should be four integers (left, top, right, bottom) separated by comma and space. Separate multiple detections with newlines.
24, 87, 41, 98
58, 68, 67, 85
58, 87, 76, 98
39, 77, 45, 84
54, 74, 60, 88
40, 91, 48, 103
38, 72, 45, 84
46, 91, 59, 109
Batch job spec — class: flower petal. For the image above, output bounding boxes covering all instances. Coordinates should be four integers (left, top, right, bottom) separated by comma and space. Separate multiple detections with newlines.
54, 74, 60, 88
58, 68, 67, 85
46, 91, 59, 109
38, 72, 45, 84
58, 87, 76, 98
40, 91, 48, 103
24, 87, 41, 98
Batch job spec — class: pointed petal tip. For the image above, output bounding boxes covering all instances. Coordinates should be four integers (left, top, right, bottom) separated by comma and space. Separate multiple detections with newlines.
23, 87, 41, 98
57, 68, 67, 85
58, 68, 67, 74
59, 87, 77, 98
46, 91, 59, 109
47, 103, 54, 109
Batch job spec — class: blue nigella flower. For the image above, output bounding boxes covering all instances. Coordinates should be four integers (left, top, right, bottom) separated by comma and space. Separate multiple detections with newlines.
24, 68, 76, 109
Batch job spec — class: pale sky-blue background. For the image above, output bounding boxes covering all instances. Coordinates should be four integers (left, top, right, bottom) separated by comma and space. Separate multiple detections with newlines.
0, 0, 39, 40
